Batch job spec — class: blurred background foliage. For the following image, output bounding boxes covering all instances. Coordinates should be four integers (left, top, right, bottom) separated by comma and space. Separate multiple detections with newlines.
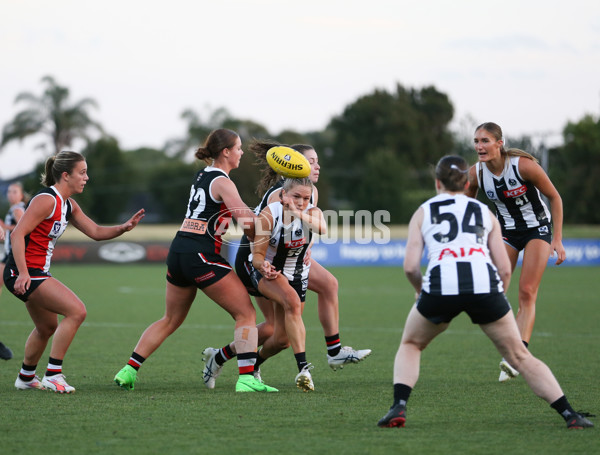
1, 76, 599, 225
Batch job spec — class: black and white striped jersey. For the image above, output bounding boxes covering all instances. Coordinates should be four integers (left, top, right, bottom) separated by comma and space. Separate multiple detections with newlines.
3, 201, 25, 256
476, 156, 550, 231
256, 201, 313, 283
254, 179, 315, 215
254, 180, 284, 215
421, 193, 503, 296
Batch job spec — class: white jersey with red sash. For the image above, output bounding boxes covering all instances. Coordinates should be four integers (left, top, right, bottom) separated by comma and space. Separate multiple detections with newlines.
24, 186, 72, 272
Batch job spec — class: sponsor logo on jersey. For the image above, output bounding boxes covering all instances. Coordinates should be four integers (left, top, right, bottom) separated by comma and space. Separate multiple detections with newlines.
49, 221, 65, 238
181, 218, 208, 235
195, 271, 216, 283
538, 225, 550, 235
286, 238, 306, 248
503, 185, 527, 198
438, 247, 485, 261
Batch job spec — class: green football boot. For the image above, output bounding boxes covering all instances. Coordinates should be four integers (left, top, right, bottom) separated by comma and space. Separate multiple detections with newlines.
235, 374, 278, 392
114, 365, 137, 390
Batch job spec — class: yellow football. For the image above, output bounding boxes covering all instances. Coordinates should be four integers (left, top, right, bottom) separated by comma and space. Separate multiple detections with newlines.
266, 146, 311, 179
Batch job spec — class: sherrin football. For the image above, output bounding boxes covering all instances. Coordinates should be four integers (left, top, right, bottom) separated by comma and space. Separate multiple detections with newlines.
266, 146, 311, 179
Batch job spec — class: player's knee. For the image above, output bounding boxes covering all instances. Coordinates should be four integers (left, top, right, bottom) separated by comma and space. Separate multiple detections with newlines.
36, 323, 57, 339
402, 337, 428, 352
279, 290, 302, 315
318, 273, 338, 298
324, 272, 338, 291
72, 305, 87, 326
518, 285, 538, 306
504, 345, 531, 370
284, 297, 302, 317
233, 305, 257, 327
62, 302, 87, 327
160, 313, 187, 333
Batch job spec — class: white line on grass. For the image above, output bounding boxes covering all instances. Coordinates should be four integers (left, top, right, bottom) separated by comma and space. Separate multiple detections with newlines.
0, 319, 597, 338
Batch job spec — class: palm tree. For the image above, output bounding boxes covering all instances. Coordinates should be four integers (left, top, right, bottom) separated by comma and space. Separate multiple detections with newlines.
163, 107, 229, 160
1, 75, 104, 154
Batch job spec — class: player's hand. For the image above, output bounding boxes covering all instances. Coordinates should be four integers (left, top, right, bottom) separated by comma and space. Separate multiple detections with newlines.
551, 239, 566, 265
122, 209, 145, 233
260, 261, 280, 280
282, 195, 301, 217
303, 247, 312, 266
14, 272, 31, 295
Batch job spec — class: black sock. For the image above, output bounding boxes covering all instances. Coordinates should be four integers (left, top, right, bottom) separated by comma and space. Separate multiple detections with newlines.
294, 352, 308, 372
325, 334, 341, 357
215, 344, 235, 366
254, 350, 267, 370
551, 395, 576, 421
224, 344, 235, 358
127, 352, 146, 370
522, 340, 529, 349
393, 383, 412, 406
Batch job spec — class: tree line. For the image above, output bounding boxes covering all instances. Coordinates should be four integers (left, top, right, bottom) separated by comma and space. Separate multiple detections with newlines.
1, 76, 599, 224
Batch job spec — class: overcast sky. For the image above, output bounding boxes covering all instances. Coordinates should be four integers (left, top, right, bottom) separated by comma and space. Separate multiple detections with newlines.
1, 0, 599, 179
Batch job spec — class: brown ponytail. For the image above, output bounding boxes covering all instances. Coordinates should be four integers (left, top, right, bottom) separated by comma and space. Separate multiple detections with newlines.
506, 147, 539, 163
195, 129, 239, 165
40, 151, 85, 187
435, 155, 469, 192
250, 139, 286, 195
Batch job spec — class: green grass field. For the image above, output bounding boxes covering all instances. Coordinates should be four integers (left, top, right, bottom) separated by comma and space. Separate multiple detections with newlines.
0, 265, 598, 454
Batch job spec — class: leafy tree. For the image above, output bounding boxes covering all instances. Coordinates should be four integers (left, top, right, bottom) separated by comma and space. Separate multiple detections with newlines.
145, 159, 200, 222
165, 107, 274, 208
163, 108, 228, 159
15, 162, 44, 200
325, 83, 455, 221
274, 130, 310, 146
221, 117, 272, 207
551, 114, 600, 223
359, 148, 407, 216
117, 146, 181, 223
76, 137, 132, 223
1, 75, 103, 155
